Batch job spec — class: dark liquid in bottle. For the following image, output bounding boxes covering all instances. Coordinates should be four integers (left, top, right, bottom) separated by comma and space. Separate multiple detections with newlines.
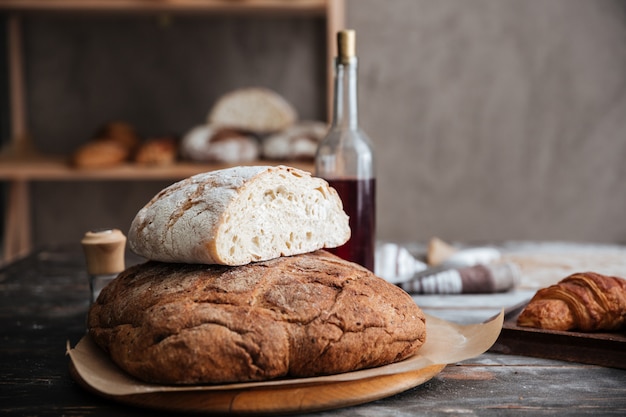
326, 178, 376, 271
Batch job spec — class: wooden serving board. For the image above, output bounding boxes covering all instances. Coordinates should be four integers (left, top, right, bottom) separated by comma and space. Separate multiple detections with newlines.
489, 303, 626, 369
69, 361, 445, 415
68, 313, 503, 414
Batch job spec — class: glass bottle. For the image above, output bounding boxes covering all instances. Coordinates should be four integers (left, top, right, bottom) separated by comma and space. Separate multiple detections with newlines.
315, 29, 376, 271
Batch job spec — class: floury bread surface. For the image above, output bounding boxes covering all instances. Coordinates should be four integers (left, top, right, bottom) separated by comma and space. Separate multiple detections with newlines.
128, 166, 350, 265
208, 87, 297, 133
87, 251, 427, 384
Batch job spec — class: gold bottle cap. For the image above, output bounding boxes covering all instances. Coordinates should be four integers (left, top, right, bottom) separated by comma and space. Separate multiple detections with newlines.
337, 29, 356, 64
81, 228, 126, 275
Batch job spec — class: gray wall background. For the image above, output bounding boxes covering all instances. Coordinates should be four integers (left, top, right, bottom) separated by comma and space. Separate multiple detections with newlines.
355, 0, 626, 244
8, 0, 626, 248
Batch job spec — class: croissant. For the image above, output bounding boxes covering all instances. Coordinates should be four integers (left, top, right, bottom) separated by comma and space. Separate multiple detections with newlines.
517, 272, 626, 332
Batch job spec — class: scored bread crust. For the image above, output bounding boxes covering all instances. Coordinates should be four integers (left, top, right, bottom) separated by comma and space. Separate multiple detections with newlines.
128, 165, 350, 265
87, 250, 427, 385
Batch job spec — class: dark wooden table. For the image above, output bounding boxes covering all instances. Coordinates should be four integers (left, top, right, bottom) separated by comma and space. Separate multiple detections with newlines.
1, 243, 626, 416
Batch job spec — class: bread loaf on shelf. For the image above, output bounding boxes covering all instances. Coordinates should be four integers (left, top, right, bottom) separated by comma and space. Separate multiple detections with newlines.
128, 165, 350, 265
134, 137, 178, 166
180, 125, 260, 163
72, 121, 141, 168
93, 121, 141, 153
72, 140, 130, 168
517, 272, 626, 332
262, 120, 328, 161
87, 250, 427, 385
208, 87, 297, 133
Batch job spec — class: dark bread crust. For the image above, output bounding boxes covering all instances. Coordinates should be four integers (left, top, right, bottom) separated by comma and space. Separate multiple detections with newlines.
87, 250, 426, 385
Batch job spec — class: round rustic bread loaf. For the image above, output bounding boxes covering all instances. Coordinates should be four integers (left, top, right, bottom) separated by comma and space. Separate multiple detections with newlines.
87, 250, 427, 385
262, 120, 328, 161
180, 125, 260, 163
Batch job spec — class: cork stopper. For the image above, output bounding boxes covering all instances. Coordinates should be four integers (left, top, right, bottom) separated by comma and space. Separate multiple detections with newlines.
81, 229, 126, 275
337, 29, 356, 64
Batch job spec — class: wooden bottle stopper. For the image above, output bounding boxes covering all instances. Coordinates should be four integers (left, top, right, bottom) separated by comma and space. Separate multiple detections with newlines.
81, 229, 126, 275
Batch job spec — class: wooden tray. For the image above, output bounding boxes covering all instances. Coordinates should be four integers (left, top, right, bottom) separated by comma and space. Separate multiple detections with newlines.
489, 302, 626, 369
69, 360, 445, 415
68, 313, 504, 414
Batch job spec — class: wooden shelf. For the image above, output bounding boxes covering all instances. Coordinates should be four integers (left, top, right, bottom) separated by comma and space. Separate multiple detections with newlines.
0, 0, 344, 264
0, 0, 328, 14
0, 155, 314, 181
0, 155, 314, 264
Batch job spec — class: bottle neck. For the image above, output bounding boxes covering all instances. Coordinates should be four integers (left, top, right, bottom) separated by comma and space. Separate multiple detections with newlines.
331, 57, 358, 130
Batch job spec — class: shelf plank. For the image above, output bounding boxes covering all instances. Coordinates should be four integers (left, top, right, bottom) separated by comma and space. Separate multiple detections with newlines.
0, 156, 314, 181
0, 0, 328, 14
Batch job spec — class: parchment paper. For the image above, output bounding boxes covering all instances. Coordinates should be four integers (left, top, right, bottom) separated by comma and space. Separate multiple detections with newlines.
67, 311, 503, 396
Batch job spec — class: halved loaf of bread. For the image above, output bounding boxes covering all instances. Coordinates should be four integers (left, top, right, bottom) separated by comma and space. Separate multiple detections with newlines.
128, 165, 350, 265
208, 87, 297, 133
